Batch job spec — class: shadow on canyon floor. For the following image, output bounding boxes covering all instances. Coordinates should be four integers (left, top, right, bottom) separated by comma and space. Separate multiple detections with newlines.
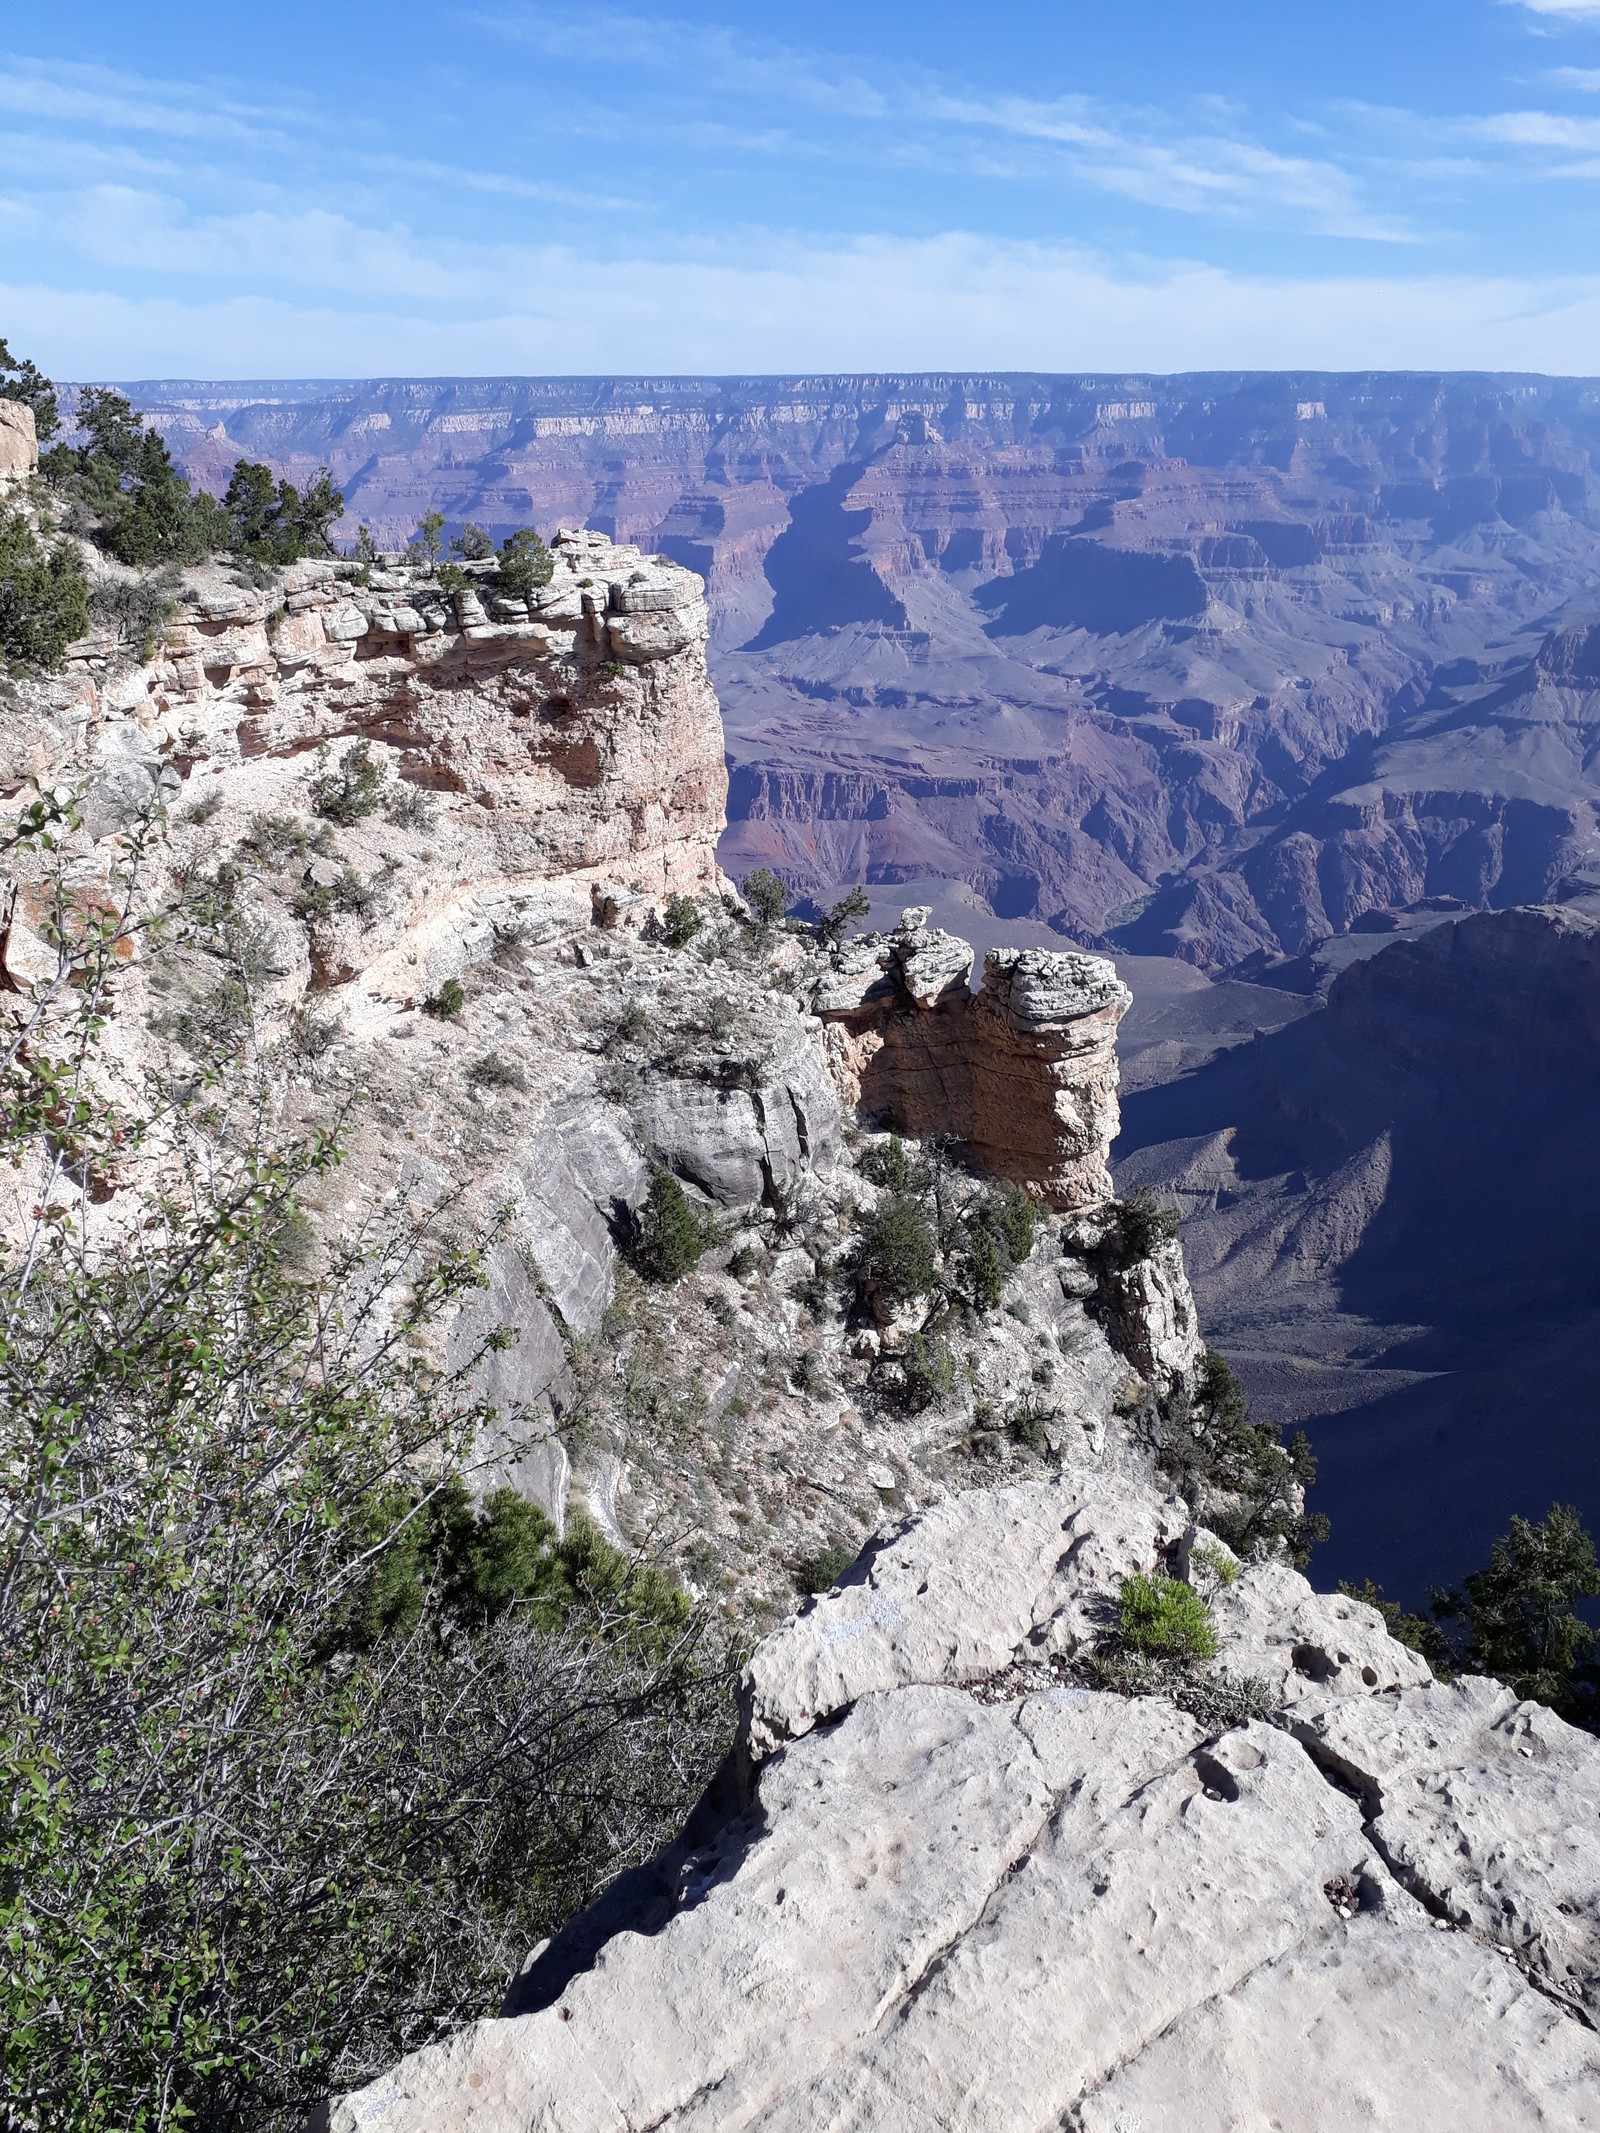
1115, 900, 1600, 1604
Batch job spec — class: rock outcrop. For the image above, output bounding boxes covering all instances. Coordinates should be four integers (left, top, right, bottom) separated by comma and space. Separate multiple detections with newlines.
815, 909, 1132, 1208
5, 529, 726, 982
335, 1470, 1600, 2130
0, 399, 36, 487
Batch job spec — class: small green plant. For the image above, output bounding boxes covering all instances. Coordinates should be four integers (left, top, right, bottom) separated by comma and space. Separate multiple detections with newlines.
423, 977, 466, 1020
1009, 1402, 1050, 1454
799, 1538, 857, 1595
634, 1164, 709, 1284
1193, 1540, 1240, 1590
896, 1329, 955, 1411
661, 893, 702, 948
1115, 1573, 1219, 1665
860, 1134, 911, 1191
384, 779, 438, 830
727, 1244, 763, 1280
741, 867, 788, 927
1115, 1186, 1181, 1261
88, 568, 180, 660
246, 810, 336, 864
704, 994, 737, 1043
309, 738, 387, 825
863, 1192, 938, 1302
468, 1050, 527, 1091
436, 561, 469, 597
792, 1347, 829, 1395
617, 999, 650, 1044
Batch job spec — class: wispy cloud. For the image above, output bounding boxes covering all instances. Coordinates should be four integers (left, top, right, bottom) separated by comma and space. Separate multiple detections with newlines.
1507, 0, 1600, 18
0, 57, 304, 143
927, 92, 1410, 240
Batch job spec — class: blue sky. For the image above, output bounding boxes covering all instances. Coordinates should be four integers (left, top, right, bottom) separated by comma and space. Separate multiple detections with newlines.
8, 0, 1600, 375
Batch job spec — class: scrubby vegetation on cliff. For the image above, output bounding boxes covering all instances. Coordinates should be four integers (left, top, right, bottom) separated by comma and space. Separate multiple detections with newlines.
0, 792, 734, 2131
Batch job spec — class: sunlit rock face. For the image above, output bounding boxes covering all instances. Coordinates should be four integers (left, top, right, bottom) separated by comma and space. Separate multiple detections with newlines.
334, 1470, 1600, 2133
0, 399, 36, 487
815, 909, 1132, 1209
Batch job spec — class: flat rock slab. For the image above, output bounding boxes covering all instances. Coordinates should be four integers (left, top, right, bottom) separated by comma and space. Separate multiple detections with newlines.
336, 1475, 1600, 2131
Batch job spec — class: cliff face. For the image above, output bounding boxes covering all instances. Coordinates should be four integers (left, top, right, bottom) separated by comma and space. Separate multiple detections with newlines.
0, 400, 35, 488
8, 528, 726, 989
130, 371, 1600, 968
815, 912, 1132, 1210
334, 1468, 1600, 2132
3, 532, 1199, 1617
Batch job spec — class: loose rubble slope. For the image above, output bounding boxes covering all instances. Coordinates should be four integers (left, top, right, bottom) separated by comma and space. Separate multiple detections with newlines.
337, 1470, 1600, 2131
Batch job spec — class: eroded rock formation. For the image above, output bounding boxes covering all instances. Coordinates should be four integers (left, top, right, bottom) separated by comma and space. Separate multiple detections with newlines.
815, 908, 1132, 1208
335, 1470, 1600, 2130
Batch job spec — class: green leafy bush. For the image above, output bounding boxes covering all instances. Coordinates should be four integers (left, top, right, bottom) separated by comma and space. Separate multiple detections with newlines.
497, 527, 554, 600
1434, 1505, 1600, 1720
742, 867, 788, 926
0, 506, 89, 670
1115, 1573, 1219, 1664
897, 1329, 955, 1411
1159, 1350, 1328, 1568
0, 791, 732, 2130
423, 976, 466, 1020
967, 1221, 1005, 1311
661, 892, 702, 947
634, 1164, 709, 1283
452, 521, 495, 561
1114, 1185, 1181, 1261
799, 1538, 858, 1594
859, 1133, 911, 1190
863, 1192, 938, 1302
88, 568, 179, 659
310, 738, 388, 823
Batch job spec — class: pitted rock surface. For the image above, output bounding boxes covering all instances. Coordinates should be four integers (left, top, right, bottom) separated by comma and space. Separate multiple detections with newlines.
335, 1473, 1600, 2130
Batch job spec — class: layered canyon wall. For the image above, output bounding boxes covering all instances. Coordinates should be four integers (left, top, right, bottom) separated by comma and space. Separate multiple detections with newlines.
127, 370, 1600, 969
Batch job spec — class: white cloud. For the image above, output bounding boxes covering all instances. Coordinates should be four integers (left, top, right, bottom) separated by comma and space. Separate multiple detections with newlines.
0, 57, 302, 144
928, 92, 1409, 239
1508, 0, 1600, 16
10, 234, 1600, 380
